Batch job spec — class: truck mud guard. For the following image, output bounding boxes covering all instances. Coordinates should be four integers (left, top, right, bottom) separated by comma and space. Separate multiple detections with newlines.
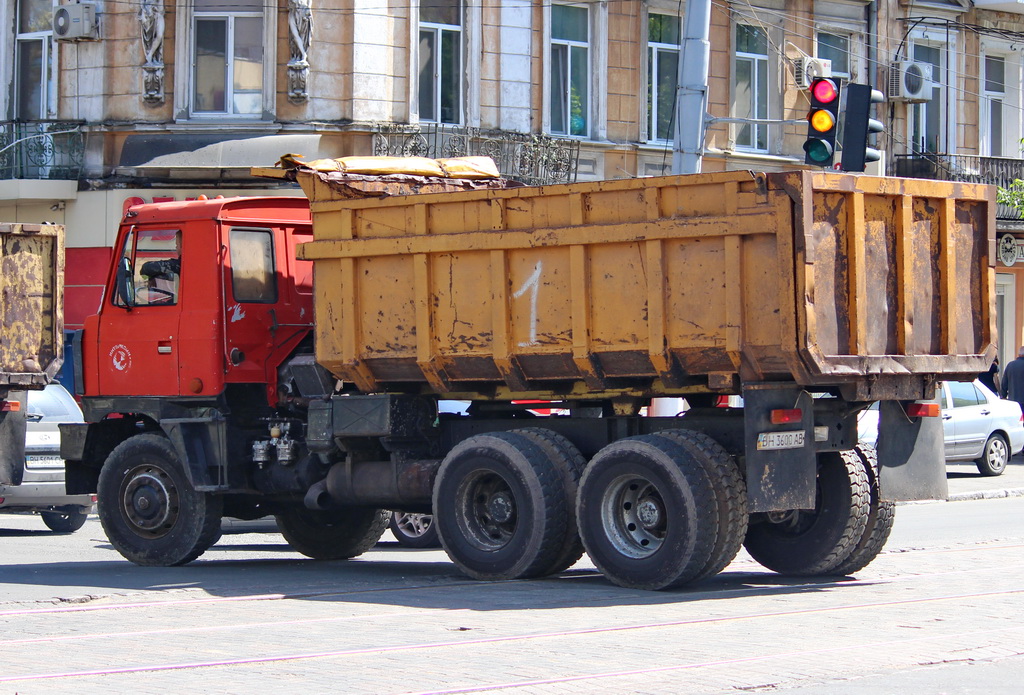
742, 385, 817, 511
161, 417, 230, 491
0, 393, 27, 485
875, 399, 947, 502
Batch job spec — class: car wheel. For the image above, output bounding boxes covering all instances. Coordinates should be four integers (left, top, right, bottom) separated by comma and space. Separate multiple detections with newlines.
389, 512, 441, 548
976, 434, 1009, 477
40, 506, 90, 533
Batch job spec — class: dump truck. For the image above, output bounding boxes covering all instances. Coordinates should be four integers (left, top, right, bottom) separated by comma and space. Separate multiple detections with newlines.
0, 223, 65, 487
60, 160, 995, 589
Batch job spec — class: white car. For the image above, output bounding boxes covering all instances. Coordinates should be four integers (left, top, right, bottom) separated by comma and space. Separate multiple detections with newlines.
858, 380, 1024, 476
0, 384, 95, 532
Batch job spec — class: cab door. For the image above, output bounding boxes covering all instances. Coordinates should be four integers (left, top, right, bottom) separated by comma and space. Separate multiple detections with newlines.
95, 227, 182, 396
222, 226, 281, 386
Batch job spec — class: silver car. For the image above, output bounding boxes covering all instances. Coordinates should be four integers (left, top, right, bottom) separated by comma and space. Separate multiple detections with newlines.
0, 384, 95, 532
858, 380, 1024, 476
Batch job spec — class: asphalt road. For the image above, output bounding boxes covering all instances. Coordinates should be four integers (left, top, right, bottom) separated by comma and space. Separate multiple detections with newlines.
1, 459, 1023, 693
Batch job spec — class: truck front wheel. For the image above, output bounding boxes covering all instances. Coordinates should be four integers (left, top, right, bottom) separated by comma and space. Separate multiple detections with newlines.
433, 432, 567, 581
577, 435, 718, 590
276, 507, 389, 560
743, 449, 870, 576
97, 433, 223, 566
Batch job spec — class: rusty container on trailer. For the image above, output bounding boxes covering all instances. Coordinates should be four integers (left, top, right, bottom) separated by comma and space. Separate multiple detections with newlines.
291, 169, 994, 402
0, 223, 65, 391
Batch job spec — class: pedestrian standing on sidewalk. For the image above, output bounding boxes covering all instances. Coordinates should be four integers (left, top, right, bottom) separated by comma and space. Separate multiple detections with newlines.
979, 355, 1000, 394
1000, 347, 1024, 411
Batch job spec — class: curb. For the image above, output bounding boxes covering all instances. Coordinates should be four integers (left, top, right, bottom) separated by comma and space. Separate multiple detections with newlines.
947, 487, 1024, 502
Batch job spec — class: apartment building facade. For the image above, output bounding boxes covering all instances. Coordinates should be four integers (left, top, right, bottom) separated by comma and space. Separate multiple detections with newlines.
3, 0, 1024, 357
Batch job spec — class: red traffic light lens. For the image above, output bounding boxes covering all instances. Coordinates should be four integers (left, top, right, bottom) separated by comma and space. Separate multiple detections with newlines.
812, 79, 839, 103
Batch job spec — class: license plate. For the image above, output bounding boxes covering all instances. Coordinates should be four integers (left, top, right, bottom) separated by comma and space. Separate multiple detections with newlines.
26, 455, 64, 468
756, 430, 805, 451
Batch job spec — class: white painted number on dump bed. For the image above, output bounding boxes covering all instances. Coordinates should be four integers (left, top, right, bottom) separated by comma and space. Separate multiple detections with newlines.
513, 261, 542, 346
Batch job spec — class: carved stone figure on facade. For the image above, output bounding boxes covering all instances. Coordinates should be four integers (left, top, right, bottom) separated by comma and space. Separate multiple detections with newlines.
287, 0, 312, 102
139, 0, 165, 104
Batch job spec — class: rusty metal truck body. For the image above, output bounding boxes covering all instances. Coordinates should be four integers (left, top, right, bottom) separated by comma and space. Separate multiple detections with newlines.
0, 223, 64, 487
62, 165, 994, 589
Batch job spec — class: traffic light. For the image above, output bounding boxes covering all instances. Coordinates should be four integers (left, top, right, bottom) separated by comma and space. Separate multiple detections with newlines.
803, 78, 842, 167
841, 83, 885, 173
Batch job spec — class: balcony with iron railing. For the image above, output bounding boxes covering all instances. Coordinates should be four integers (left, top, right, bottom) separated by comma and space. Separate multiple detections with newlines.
0, 121, 85, 180
891, 153, 1024, 220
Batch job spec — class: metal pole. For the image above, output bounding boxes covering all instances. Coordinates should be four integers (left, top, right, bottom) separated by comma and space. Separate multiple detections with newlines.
672, 0, 712, 175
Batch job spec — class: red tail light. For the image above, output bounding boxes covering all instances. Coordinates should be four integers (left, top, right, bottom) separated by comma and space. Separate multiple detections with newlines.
770, 408, 803, 424
906, 403, 940, 418
0, 400, 20, 412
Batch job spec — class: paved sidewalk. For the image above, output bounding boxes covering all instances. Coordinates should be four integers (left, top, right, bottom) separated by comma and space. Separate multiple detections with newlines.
941, 453, 1024, 501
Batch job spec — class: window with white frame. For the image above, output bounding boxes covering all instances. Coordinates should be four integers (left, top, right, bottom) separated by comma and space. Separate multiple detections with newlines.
647, 13, 680, 142
911, 42, 945, 154
14, 0, 56, 120
550, 3, 589, 137
190, 0, 264, 117
734, 24, 769, 151
816, 31, 850, 81
982, 55, 1006, 158
419, 0, 462, 124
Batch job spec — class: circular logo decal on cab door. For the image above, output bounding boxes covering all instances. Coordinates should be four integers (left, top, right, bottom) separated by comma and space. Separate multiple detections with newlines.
110, 344, 133, 372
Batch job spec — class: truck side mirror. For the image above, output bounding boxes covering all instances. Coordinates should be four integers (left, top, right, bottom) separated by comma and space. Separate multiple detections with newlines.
115, 256, 135, 308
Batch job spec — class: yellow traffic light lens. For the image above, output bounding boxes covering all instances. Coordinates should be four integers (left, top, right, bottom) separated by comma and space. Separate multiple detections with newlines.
810, 109, 835, 132
812, 79, 839, 103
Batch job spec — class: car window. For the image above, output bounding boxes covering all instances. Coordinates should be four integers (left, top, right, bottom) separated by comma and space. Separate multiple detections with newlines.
948, 380, 982, 408
25, 385, 82, 421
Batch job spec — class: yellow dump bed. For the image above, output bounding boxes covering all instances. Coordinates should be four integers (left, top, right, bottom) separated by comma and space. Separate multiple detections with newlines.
292, 169, 994, 402
0, 223, 64, 390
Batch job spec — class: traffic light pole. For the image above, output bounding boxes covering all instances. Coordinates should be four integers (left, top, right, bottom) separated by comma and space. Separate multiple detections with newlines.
672, 0, 711, 176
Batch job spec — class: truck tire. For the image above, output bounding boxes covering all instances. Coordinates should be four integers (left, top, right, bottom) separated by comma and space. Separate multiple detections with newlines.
97, 433, 223, 566
41, 506, 90, 533
433, 431, 567, 581
976, 434, 1009, 476
390, 512, 440, 548
577, 435, 718, 590
276, 507, 389, 560
831, 445, 895, 576
512, 427, 586, 575
651, 429, 747, 580
743, 449, 870, 576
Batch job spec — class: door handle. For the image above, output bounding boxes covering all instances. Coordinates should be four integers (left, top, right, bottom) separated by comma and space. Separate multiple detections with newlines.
157, 340, 172, 354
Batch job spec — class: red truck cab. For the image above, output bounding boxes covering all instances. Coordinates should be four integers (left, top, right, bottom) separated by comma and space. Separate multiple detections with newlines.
81, 196, 313, 406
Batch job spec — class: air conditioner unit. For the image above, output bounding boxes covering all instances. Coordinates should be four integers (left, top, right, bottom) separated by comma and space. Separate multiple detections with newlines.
889, 61, 933, 102
794, 57, 833, 89
53, 3, 98, 41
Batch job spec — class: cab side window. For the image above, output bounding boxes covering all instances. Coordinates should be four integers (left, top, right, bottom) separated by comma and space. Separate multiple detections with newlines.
230, 228, 277, 303
113, 228, 182, 307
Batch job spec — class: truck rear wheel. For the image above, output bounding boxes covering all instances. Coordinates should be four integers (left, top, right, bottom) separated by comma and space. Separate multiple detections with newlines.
830, 445, 895, 576
512, 428, 586, 575
577, 435, 718, 590
433, 432, 567, 581
276, 507, 389, 560
97, 433, 222, 566
743, 449, 870, 576
651, 429, 747, 580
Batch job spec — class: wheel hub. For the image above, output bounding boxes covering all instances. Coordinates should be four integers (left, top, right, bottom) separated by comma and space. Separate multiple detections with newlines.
121, 467, 177, 537
635, 497, 663, 530
487, 492, 514, 524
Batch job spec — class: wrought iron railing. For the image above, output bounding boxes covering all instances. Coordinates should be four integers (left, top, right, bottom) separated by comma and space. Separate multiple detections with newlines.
372, 123, 580, 186
0, 121, 85, 180
891, 153, 1024, 220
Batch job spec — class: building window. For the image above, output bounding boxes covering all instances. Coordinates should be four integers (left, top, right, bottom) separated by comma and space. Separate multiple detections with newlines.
14, 0, 55, 120
816, 31, 850, 81
983, 55, 1006, 158
734, 24, 769, 151
191, 0, 264, 117
550, 3, 589, 137
911, 43, 944, 154
647, 13, 680, 143
419, 0, 462, 124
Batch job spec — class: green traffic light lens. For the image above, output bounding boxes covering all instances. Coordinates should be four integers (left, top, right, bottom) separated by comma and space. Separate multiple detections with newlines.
803, 139, 833, 163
